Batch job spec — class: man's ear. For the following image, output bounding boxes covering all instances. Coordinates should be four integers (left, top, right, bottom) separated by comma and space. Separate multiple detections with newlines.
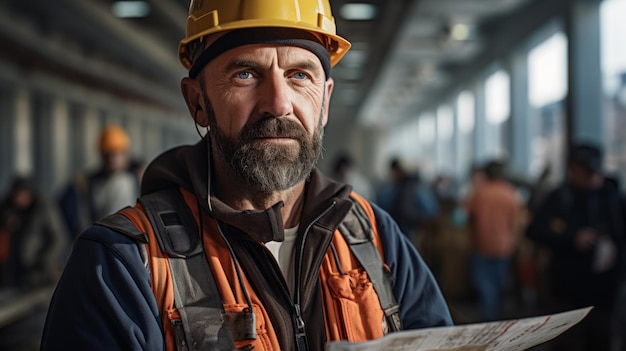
181, 77, 209, 127
321, 78, 335, 128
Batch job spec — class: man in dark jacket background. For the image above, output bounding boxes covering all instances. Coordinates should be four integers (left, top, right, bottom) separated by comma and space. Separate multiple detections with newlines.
526, 142, 625, 351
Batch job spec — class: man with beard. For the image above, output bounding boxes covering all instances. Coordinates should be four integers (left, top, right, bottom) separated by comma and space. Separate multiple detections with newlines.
40, 1, 452, 350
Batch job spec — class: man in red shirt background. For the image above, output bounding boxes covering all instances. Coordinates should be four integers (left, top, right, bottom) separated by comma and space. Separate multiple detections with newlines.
464, 160, 524, 321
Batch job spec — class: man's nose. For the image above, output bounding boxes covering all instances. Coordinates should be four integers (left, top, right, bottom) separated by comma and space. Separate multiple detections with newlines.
257, 74, 293, 118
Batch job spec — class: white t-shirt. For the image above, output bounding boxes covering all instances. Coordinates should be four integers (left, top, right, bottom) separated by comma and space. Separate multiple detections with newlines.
264, 225, 299, 291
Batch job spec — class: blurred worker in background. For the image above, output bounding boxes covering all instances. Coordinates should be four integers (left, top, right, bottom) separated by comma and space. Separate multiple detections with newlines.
463, 160, 523, 321
41, 1, 452, 350
58, 124, 144, 240
458, 164, 487, 201
526, 142, 625, 351
377, 157, 439, 242
0, 176, 67, 288
331, 151, 375, 200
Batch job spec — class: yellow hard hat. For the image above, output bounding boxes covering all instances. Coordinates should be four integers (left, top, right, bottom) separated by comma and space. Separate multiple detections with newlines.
179, 0, 351, 70
99, 125, 130, 154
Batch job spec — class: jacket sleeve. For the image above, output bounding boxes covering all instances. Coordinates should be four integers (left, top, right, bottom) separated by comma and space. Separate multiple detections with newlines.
40, 225, 165, 351
370, 203, 453, 328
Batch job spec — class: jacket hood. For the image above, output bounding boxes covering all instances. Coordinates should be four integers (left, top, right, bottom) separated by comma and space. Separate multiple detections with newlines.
140, 140, 354, 242
141, 140, 210, 199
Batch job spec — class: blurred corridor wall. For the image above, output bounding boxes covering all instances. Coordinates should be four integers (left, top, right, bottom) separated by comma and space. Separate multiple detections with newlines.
0, 59, 197, 198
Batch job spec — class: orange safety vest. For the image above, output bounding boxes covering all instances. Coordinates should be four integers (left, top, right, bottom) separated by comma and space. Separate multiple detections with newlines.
114, 187, 393, 351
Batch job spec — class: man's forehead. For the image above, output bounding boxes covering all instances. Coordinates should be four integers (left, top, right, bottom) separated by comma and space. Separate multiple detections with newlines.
215, 45, 324, 70
221, 44, 321, 60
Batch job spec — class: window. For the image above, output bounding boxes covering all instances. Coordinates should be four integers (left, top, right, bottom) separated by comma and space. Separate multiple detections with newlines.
602, 0, 626, 187
457, 91, 475, 176
437, 104, 454, 175
485, 70, 511, 159
418, 112, 436, 178
389, 119, 420, 162
528, 31, 567, 182
529, 33, 568, 108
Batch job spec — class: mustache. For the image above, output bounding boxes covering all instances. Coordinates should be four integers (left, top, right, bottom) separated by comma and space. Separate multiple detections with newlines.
240, 117, 308, 140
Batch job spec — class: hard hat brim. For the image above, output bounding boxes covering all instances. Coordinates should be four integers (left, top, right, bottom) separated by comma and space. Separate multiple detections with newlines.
179, 20, 351, 69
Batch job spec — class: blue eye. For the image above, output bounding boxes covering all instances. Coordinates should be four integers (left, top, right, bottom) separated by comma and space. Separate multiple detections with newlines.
293, 72, 308, 80
237, 71, 253, 79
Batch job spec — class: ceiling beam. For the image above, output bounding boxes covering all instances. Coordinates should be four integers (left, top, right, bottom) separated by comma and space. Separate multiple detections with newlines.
0, 1, 185, 112
149, 0, 188, 34
63, 0, 184, 80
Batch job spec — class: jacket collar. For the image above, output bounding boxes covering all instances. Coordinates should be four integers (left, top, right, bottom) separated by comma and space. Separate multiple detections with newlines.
141, 140, 354, 243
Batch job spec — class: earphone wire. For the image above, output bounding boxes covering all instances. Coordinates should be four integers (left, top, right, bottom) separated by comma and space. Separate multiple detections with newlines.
200, 129, 254, 311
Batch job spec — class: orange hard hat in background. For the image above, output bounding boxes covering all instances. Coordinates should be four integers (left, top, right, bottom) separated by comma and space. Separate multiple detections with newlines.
99, 125, 130, 154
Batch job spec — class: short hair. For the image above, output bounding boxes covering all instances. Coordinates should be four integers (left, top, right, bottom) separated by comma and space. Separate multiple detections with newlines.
484, 160, 505, 180
568, 142, 602, 172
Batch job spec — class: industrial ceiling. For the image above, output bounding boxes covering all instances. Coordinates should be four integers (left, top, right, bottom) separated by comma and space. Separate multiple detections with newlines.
0, 0, 537, 140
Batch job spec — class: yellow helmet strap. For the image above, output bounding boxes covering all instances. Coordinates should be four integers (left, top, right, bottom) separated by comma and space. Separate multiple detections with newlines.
188, 28, 331, 80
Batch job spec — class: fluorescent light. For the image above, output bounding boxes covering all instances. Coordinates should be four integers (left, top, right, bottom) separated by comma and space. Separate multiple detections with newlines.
340, 3, 378, 21
112, 1, 151, 18
451, 24, 470, 41
448, 23, 478, 41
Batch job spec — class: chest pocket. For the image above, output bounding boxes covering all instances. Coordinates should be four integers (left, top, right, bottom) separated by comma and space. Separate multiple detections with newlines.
320, 193, 402, 342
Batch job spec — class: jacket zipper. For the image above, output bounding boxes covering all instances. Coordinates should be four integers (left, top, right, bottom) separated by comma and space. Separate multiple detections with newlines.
292, 201, 337, 350
257, 201, 337, 350
260, 237, 308, 351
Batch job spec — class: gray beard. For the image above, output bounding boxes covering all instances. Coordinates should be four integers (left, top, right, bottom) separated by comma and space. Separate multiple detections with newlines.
206, 104, 324, 194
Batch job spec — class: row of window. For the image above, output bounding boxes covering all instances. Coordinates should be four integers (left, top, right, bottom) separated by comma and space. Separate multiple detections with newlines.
387, 0, 626, 191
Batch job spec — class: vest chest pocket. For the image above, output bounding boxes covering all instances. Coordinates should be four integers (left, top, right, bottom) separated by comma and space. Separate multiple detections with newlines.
325, 267, 385, 341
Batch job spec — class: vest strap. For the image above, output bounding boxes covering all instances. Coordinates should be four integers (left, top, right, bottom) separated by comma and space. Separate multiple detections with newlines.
339, 197, 403, 333
139, 188, 236, 351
